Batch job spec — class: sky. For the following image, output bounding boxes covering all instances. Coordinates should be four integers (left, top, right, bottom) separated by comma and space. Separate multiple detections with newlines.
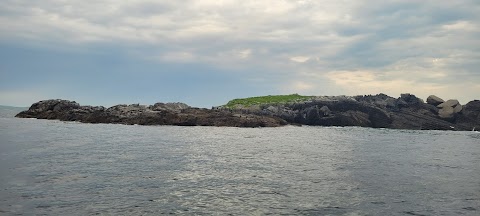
1, 0, 479, 108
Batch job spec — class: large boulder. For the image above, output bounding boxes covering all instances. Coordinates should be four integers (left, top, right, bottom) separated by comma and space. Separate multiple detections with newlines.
438, 106, 455, 119
426, 95, 444, 106
436, 99, 462, 120
437, 100, 462, 113
437, 99, 460, 108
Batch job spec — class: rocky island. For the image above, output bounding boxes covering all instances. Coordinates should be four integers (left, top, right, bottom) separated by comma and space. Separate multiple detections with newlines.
16, 93, 480, 131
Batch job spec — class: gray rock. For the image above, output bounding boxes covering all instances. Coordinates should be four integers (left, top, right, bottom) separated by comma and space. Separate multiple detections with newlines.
400, 93, 424, 104
438, 106, 454, 119
319, 106, 331, 116
437, 99, 460, 108
266, 106, 279, 113
453, 104, 463, 113
15, 94, 480, 131
456, 100, 480, 130
396, 99, 408, 107
15, 99, 287, 127
150, 102, 190, 112
305, 106, 320, 124
385, 98, 397, 108
436, 99, 462, 120
29, 99, 79, 113
426, 95, 444, 106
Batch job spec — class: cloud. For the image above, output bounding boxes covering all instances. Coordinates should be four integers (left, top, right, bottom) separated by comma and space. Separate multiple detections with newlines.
325, 70, 437, 95
325, 70, 478, 104
291, 81, 314, 92
442, 20, 478, 31
0, 0, 479, 105
234, 49, 252, 59
157, 52, 195, 62
290, 56, 310, 63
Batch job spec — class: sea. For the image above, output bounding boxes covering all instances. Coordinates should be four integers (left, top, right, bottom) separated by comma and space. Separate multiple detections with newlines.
0, 108, 479, 215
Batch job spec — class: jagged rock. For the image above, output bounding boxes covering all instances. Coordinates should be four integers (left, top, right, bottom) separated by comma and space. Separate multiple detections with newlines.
427, 95, 445, 106
33, 99, 80, 113
150, 102, 190, 112
385, 98, 397, 108
395, 99, 408, 107
400, 93, 424, 105
400, 93, 423, 105
16, 99, 286, 127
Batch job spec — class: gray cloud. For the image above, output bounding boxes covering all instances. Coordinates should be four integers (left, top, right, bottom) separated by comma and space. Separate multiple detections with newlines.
1, 0, 479, 104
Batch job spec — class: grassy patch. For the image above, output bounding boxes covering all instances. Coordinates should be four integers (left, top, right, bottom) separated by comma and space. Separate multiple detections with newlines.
224, 94, 314, 108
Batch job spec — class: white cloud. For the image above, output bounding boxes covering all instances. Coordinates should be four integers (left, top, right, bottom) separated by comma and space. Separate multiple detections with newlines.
442, 20, 478, 32
290, 56, 310, 63
236, 49, 252, 59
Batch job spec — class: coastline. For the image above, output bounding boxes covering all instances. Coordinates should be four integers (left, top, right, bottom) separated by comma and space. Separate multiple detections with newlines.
15, 93, 480, 131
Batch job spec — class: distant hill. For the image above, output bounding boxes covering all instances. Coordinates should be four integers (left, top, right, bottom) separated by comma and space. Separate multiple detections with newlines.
0, 105, 28, 118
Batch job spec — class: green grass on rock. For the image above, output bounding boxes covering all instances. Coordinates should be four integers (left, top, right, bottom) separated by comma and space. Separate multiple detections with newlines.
224, 94, 314, 108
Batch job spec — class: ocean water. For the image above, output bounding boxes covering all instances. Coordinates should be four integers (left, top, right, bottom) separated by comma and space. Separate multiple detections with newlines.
0, 114, 479, 215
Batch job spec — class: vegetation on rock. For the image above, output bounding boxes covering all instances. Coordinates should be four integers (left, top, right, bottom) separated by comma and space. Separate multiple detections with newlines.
224, 94, 314, 108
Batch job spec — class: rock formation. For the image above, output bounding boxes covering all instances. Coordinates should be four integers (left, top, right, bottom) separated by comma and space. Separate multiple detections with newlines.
218, 93, 479, 131
15, 99, 287, 127
16, 94, 480, 131
426, 95, 445, 106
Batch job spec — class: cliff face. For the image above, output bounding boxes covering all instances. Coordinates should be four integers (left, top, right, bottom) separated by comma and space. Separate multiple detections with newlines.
15, 99, 287, 127
15, 94, 480, 130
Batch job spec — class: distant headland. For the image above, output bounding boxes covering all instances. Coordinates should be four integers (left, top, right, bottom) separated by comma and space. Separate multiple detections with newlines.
16, 93, 480, 131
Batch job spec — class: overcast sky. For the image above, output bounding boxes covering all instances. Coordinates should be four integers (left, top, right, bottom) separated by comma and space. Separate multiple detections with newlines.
1, 0, 479, 107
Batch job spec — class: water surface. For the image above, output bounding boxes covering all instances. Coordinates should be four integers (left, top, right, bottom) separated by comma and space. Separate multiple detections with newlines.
0, 116, 479, 215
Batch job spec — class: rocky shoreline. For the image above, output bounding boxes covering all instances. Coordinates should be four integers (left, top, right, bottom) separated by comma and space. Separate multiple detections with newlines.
16, 93, 480, 130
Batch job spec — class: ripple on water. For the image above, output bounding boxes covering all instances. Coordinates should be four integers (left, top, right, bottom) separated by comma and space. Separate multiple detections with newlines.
0, 119, 479, 215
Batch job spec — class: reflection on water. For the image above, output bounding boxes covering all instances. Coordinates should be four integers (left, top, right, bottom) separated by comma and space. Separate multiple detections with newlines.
0, 117, 479, 215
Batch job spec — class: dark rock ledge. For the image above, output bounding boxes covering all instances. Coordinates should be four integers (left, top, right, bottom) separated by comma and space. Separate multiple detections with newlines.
16, 93, 480, 130
15, 100, 287, 127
